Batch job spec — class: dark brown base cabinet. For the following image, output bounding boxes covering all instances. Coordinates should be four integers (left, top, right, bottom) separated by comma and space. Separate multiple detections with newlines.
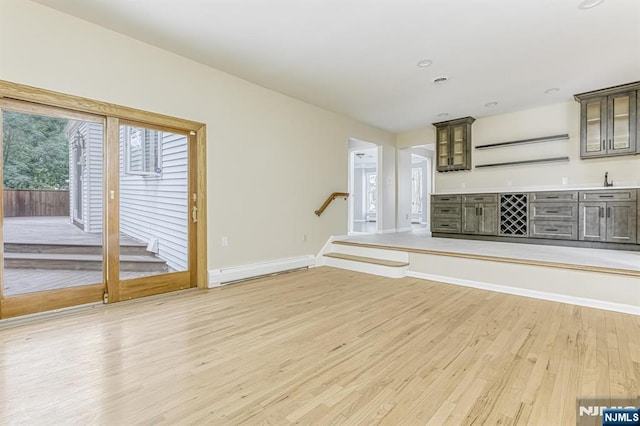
431, 189, 640, 250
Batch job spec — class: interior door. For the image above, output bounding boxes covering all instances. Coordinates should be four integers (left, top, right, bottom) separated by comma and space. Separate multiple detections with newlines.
0, 101, 106, 319
106, 119, 196, 302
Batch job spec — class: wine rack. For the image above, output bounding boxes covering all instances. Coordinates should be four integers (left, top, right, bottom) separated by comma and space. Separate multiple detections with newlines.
499, 193, 528, 237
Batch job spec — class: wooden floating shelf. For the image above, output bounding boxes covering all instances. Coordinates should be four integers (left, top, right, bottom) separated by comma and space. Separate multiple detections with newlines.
475, 134, 569, 150
476, 156, 569, 169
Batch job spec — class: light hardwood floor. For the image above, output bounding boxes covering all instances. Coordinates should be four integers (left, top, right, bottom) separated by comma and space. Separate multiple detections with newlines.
0, 266, 638, 424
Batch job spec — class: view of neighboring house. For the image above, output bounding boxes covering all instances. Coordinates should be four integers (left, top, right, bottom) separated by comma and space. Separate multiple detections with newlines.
66, 122, 189, 272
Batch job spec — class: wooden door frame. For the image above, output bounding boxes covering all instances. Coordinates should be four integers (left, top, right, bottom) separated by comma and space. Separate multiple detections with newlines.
109, 119, 198, 302
0, 80, 208, 319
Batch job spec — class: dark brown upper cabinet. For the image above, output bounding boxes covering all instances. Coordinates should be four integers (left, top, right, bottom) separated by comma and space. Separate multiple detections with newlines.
433, 116, 475, 172
575, 82, 639, 159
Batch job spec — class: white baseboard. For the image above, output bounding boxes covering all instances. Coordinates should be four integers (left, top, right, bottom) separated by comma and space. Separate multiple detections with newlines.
209, 255, 315, 288
378, 228, 397, 234
407, 271, 640, 316
396, 227, 412, 233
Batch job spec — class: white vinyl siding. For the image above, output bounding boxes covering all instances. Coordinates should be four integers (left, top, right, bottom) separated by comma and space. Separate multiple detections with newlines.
119, 129, 188, 271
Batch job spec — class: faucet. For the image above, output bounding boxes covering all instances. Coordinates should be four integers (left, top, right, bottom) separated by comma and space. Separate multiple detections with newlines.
604, 172, 613, 187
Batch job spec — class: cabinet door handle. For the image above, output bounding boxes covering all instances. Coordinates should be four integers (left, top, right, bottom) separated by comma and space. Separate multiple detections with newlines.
546, 210, 559, 214
608, 139, 612, 150
607, 207, 611, 218
598, 195, 614, 198
546, 196, 559, 199
602, 139, 605, 150
599, 207, 604, 217
545, 228, 559, 232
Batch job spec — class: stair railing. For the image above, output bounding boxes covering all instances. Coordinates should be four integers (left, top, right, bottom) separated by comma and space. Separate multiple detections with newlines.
315, 192, 349, 216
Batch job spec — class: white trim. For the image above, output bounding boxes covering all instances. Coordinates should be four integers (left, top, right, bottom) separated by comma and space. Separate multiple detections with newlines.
209, 255, 315, 288
406, 271, 640, 316
324, 256, 407, 278
328, 243, 409, 263
378, 228, 397, 234
396, 227, 412, 233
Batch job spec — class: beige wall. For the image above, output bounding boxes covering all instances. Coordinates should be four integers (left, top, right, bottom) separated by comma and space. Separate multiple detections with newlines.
397, 102, 640, 193
0, 0, 395, 270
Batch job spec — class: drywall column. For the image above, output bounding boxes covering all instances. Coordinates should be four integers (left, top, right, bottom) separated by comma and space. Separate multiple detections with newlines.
379, 145, 396, 232
396, 148, 412, 231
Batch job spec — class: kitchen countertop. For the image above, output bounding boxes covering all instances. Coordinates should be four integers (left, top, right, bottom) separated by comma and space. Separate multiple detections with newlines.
434, 185, 640, 195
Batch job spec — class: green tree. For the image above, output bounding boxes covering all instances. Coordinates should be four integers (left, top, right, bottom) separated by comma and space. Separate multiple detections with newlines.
2, 111, 69, 189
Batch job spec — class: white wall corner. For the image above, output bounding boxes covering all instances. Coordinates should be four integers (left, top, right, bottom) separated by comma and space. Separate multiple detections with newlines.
208, 255, 315, 288
378, 228, 397, 234
315, 234, 348, 265
406, 271, 640, 316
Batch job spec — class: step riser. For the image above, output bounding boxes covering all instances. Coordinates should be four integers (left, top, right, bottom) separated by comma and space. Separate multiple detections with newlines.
329, 242, 409, 263
5, 259, 168, 272
323, 257, 407, 278
4, 243, 148, 256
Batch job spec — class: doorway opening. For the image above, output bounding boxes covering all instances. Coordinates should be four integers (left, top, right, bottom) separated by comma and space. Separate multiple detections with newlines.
397, 145, 434, 233
348, 139, 379, 235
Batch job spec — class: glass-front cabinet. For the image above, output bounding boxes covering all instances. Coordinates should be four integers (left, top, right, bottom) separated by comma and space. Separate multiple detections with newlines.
433, 116, 475, 172
576, 82, 638, 158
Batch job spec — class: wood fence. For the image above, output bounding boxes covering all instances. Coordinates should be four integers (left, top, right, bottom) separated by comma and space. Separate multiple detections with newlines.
3, 189, 70, 217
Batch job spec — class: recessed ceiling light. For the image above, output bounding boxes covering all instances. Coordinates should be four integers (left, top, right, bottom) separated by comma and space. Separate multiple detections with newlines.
485, 102, 498, 107
578, 0, 604, 9
432, 75, 449, 84
437, 113, 449, 118
545, 88, 560, 94
417, 59, 433, 68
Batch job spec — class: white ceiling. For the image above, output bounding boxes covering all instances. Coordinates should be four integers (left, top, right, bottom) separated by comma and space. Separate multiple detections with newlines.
32, 0, 640, 133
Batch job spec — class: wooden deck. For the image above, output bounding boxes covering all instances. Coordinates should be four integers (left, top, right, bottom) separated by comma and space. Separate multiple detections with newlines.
3, 216, 144, 246
2, 217, 158, 296
2, 269, 155, 296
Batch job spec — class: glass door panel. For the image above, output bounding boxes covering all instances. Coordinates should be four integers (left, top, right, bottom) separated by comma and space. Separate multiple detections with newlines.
117, 122, 191, 299
611, 95, 630, 150
585, 100, 602, 153
437, 128, 449, 168
1, 105, 105, 318
451, 125, 465, 166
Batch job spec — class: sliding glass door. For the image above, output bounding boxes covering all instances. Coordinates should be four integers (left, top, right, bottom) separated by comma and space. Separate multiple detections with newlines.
0, 102, 106, 318
110, 120, 196, 301
0, 102, 200, 318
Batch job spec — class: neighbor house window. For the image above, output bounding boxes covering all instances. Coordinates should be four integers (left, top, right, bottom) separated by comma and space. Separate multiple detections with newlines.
124, 126, 162, 175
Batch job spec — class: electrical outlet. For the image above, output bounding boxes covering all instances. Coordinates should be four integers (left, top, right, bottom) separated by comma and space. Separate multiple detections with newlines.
405, 213, 409, 220
562, 177, 568, 185
303, 234, 308, 242
221, 236, 228, 247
